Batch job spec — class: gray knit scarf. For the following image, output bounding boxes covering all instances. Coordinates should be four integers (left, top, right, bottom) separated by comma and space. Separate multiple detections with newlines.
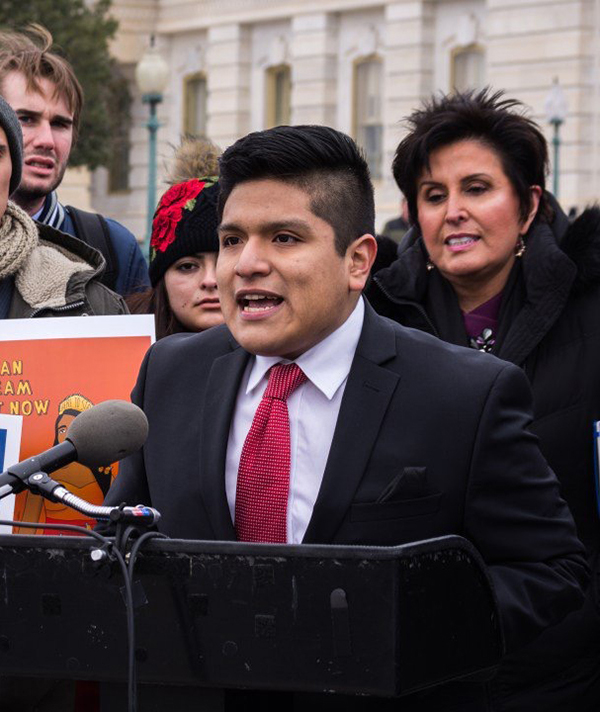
0, 201, 38, 280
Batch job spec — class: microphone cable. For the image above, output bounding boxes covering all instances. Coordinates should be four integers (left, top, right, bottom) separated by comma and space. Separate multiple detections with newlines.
122, 527, 167, 712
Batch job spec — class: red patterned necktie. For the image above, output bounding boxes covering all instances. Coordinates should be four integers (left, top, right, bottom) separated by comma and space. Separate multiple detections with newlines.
235, 363, 307, 543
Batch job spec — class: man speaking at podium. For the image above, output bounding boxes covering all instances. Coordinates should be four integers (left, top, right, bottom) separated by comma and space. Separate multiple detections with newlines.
105, 125, 587, 710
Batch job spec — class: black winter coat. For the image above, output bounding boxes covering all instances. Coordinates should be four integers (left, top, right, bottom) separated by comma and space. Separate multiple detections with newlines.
368, 201, 600, 710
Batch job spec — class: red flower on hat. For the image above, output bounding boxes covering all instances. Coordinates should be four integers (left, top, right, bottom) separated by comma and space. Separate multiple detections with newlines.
151, 179, 205, 253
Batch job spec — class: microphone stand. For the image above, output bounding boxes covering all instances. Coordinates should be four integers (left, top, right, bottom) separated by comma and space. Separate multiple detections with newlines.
27, 471, 161, 525
0, 469, 161, 527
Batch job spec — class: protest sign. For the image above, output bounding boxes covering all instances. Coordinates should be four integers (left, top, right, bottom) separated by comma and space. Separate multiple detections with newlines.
0, 315, 154, 533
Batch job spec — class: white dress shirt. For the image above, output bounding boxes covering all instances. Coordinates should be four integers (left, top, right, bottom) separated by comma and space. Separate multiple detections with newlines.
225, 297, 365, 543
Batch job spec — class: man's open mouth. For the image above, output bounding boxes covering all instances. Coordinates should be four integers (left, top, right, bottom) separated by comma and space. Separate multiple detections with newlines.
238, 293, 284, 313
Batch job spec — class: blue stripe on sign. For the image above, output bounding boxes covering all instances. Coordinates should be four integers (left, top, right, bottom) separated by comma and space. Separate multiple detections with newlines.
0, 429, 6, 471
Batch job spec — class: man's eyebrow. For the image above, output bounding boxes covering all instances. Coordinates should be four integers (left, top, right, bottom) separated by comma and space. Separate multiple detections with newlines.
218, 219, 312, 234
16, 108, 73, 125
217, 221, 239, 234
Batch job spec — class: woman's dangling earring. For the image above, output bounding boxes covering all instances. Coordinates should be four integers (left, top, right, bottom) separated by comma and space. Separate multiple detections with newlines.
426, 259, 435, 272
515, 236, 526, 258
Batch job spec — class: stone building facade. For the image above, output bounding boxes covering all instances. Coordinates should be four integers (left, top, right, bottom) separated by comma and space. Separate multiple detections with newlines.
87, 0, 600, 242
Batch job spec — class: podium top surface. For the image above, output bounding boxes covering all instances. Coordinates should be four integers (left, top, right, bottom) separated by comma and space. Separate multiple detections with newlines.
0, 531, 486, 562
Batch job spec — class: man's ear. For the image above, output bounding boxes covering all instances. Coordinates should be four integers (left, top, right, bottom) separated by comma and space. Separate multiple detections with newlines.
347, 234, 378, 292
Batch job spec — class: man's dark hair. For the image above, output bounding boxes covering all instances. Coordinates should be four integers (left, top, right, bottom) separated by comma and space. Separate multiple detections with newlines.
393, 88, 550, 226
218, 125, 375, 255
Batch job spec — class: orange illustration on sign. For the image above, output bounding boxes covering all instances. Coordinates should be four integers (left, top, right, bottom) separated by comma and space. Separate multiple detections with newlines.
2, 334, 152, 533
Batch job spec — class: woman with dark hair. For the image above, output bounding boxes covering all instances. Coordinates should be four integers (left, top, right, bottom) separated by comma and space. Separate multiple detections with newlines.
128, 138, 224, 339
368, 88, 600, 711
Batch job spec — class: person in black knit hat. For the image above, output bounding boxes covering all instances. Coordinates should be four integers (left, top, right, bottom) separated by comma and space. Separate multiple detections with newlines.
128, 137, 223, 339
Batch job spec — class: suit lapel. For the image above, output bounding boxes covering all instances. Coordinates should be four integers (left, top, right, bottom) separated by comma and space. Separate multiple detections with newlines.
303, 305, 400, 543
199, 342, 249, 540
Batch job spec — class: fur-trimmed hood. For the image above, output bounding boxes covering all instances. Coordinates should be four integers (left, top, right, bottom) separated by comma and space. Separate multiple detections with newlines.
8, 220, 127, 318
19, 221, 104, 311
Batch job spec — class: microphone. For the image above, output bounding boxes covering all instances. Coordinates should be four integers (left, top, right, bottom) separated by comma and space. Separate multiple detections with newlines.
0, 400, 149, 498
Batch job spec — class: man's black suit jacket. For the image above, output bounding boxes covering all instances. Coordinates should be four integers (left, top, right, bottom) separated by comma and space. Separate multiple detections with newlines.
105, 302, 587, 710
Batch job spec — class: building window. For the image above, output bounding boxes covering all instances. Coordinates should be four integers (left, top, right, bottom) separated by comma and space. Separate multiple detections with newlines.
183, 73, 208, 137
265, 65, 291, 128
451, 45, 485, 92
353, 57, 383, 180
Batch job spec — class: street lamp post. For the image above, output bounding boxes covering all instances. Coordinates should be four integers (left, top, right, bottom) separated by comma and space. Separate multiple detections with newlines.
135, 37, 169, 259
544, 78, 568, 199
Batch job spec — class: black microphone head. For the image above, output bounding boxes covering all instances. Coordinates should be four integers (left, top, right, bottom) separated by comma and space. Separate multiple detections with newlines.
66, 400, 148, 468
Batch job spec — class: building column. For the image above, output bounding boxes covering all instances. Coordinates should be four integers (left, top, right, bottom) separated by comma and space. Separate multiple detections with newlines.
380, 1, 435, 219
486, 0, 591, 208
206, 23, 251, 149
290, 13, 339, 126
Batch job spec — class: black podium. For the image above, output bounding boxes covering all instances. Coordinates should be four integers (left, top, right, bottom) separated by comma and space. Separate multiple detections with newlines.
0, 533, 502, 700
